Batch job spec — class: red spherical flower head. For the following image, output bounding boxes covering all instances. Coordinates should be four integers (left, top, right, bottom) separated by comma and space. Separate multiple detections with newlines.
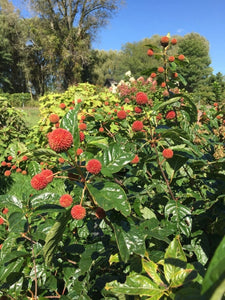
48, 128, 73, 153
147, 48, 154, 56
77, 98, 82, 103
95, 207, 106, 219
22, 155, 28, 161
16, 168, 22, 173
117, 110, 127, 120
7, 163, 11, 167
135, 107, 142, 113
165, 110, 176, 120
7, 156, 13, 161
22, 170, 27, 175
171, 38, 177, 45
178, 54, 185, 61
156, 113, 163, 120
55, 122, 60, 128
58, 157, 65, 164
1, 161, 7, 167
213, 102, 218, 107
31, 173, 48, 190
71, 205, 86, 220
131, 155, 139, 164
59, 103, 66, 109
158, 67, 164, 73
41, 169, 54, 183
104, 101, 109, 106
151, 72, 157, 78
2, 208, 8, 214
136, 92, 148, 105
76, 148, 83, 156
161, 82, 166, 88
162, 148, 174, 159
49, 113, 60, 124
79, 123, 87, 131
132, 120, 144, 132
168, 56, 175, 62
12, 165, 16, 169
59, 194, 73, 207
4, 170, 11, 177
86, 159, 102, 175
79, 132, 85, 142
160, 36, 169, 47
172, 72, 178, 78
99, 127, 104, 132
0, 218, 4, 225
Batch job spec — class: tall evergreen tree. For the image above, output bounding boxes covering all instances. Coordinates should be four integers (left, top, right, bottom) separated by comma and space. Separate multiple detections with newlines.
177, 33, 213, 93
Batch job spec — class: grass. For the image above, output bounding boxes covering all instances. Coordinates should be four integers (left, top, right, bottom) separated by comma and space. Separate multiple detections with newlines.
18, 106, 40, 128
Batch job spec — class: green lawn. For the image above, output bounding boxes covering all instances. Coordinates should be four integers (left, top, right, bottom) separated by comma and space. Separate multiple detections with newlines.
18, 106, 40, 128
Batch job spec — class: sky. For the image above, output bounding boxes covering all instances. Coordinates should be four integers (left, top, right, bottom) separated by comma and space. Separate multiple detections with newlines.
12, 0, 225, 75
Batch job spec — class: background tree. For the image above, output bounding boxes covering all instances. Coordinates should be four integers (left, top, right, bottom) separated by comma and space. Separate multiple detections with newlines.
177, 33, 213, 94
0, 0, 27, 93
24, 0, 123, 92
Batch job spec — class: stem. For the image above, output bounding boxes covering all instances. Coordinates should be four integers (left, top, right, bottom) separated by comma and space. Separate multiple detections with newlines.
31, 246, 38, 300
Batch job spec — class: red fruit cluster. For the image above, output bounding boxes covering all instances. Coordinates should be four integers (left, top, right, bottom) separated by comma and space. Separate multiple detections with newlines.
86, 159, 102, 175
178, 54, 185, 61
171, 38, 177, 45
41, 169, 54, 183
132, 120, 144, 132
59, 194, 73, 207
80, 132, 85, 142
48, 128, 73, 153
131, 155, 139, 164
169, 56, 175, 62
49, 113, 60, 124
165, 110, 176, 120
0, 218, 4, 225
79, 123, 87, 131
134, 107, 142, 113
31, 173, 48, 190
147, 49, 154, 56
136, 92, 148, 105
158, 67, 164, 73
162, 148, 174, 159
117, 110, 127, 120
59, 103, 66, 109
150, 73, 157, 78
160, 36, 169, 47
76, 148, 83, 156
71, 205, 86, 220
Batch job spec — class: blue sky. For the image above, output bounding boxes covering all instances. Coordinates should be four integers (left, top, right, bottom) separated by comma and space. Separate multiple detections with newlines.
12, 0, 225, 75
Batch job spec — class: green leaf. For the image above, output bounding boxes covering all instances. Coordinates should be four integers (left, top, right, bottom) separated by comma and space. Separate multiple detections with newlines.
165, 201, 192, 237
112, 217, 146, 262
105, 273, 165, 297
27, 160, 41, 176
164, 236, 194, 287
33, 148, 59, 157
87, 181, 131, 217
0, 257, 24, 282
142, 259, 166, 286
201, 234, 225, 299
86, 136, 109, 150
30, 192, 60, 209
79, 242, 105, 274
8, 212, 27, 233
100, 143, 134, 176
43, 211, 71, 265
61, 103, 81, 151
0, 195, 23, 210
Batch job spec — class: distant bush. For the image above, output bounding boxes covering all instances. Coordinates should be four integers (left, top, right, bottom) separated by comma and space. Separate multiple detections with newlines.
0, 92, 32, 107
